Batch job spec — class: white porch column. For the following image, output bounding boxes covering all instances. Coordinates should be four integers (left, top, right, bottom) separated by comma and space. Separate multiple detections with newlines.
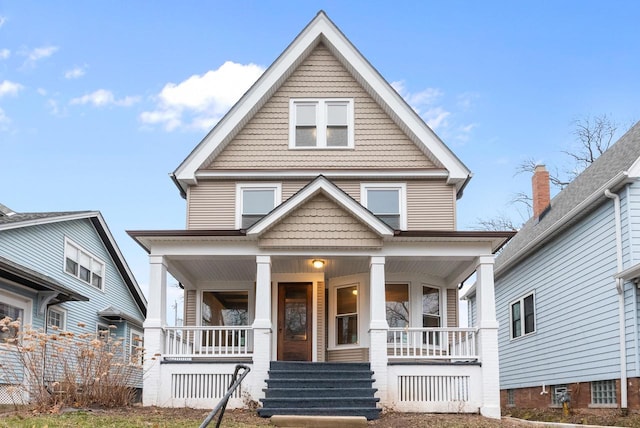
369, 256, 388, 402
475, 255, 500, 419
143, 255, 167, 406
250, 255, 272, 401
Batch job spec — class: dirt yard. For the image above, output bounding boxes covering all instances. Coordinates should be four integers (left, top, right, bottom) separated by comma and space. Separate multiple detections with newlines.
2, 405, 640, 427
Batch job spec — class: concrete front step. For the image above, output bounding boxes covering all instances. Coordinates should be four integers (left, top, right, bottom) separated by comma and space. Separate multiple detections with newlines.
270, 415, 367, 427
258, 407, 381, 420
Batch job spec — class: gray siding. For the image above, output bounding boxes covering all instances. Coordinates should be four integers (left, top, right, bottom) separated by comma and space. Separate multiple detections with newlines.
495, 201, 620, 389
629, 181, 640, 265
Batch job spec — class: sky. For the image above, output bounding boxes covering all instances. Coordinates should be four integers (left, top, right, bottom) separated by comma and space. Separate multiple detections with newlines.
2, 1, 640, 311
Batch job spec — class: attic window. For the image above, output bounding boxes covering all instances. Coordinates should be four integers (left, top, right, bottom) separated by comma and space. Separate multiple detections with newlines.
289, 99, 354, 149
64, 238, 105, 290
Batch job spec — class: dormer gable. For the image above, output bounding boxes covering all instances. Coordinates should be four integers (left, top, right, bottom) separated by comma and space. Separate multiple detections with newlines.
172, 11, 471, 197
247, 175, 394, 241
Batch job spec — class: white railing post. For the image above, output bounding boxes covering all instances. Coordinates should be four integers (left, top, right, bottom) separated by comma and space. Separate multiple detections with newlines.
369, 256, 389, 401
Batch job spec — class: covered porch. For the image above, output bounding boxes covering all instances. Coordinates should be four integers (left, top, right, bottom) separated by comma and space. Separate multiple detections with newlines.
129, 230, 508, 418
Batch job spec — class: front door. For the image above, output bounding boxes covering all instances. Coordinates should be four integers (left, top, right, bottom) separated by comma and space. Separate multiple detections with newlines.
277, 282, 312, 361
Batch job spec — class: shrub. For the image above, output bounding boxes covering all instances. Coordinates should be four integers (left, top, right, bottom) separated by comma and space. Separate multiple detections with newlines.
0, 317, 143, 410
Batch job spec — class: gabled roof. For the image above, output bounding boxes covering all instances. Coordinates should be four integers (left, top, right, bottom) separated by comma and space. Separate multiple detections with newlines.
246, 175, 395, 237
172, 11, 471, 197
0, 207, 147, 315
495, 121, 640, 277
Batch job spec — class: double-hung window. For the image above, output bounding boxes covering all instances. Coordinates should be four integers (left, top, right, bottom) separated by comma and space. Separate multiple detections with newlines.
130, 329, 144, 365
64, 238, 105, 290
47, 307, 66, 330
290, 99, 354, 148
236, 183, 281, 229
336, 284, 358, 345
361, 183, 406, 230
511, 292, 535, 338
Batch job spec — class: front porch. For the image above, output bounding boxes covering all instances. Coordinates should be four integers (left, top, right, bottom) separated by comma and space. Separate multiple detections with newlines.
129, 235, 504, 418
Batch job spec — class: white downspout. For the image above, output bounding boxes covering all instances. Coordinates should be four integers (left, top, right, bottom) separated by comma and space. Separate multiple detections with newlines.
605, 189, 627, 409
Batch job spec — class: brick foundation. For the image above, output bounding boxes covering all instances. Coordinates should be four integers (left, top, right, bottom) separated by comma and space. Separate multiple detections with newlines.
502, 378, 640, 410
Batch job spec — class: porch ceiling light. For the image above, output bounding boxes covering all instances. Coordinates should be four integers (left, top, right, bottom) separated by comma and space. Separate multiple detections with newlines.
312, 259, 325, 269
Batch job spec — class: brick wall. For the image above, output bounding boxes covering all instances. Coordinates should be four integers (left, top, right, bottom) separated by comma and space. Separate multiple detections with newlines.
501, 378, 640, 410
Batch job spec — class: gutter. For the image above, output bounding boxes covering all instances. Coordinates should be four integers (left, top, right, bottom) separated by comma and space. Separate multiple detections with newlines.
170, 173, 187, 200
605, 188, 627, 410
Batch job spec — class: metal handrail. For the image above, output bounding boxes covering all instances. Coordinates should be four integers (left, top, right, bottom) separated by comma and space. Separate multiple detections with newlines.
199, 364, 251, 428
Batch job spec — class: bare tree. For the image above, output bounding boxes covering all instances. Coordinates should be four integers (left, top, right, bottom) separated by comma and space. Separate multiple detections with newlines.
473, 114, 622, 231
565, 114, 617, 178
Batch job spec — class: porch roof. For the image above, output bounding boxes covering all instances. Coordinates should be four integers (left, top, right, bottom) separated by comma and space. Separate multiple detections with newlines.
126, 229, 514, 289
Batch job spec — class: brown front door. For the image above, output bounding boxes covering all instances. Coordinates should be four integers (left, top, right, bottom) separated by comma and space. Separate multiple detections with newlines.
277, 282, 312, 361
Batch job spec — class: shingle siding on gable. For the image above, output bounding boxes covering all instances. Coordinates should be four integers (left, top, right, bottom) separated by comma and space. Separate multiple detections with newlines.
206, 43, 437, 171
258, 194, 382, 248
495, 201, 620, 389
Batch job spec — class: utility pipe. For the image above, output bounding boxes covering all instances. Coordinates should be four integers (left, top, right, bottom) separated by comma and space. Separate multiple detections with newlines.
605, 189, 627, 409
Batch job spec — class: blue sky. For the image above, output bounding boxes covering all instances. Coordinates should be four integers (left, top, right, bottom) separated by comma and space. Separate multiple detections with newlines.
2, 1, 640, 300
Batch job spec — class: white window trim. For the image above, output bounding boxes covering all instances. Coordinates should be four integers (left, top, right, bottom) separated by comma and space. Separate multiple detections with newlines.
47, 306, 67, 330
96, 322, 111, 341
509, 291, 536, 340
63, 237, 106, 291
129, 328, 144, 364
235, 183, 282, 229
0, 290, 32, 347
421, 284, 443, 328
329, 283, 360, 349
289, 98, 354, 149
360, 182, 407, 230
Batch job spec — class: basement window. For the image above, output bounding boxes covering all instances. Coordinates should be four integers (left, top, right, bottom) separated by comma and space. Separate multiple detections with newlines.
591, 380, 617, 406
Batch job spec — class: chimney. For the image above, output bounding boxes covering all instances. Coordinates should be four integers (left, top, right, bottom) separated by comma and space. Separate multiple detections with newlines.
532, 165, 550, 219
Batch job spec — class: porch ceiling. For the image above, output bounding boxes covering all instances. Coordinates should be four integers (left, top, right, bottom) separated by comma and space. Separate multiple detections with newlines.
166, 255, 475, 287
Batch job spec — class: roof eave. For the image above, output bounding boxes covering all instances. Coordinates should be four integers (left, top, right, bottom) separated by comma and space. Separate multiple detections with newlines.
495, 171, 633, 278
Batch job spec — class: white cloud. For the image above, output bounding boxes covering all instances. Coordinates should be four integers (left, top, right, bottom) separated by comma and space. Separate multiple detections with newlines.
64, 65, 86, 79
0, 16, 6, 28
140, 61, 265, 131
70, 89, 140, 107
27, 45, 58, 61
0, 80, 24, 97
0, 49, 10, 60
392, 80, 451, 130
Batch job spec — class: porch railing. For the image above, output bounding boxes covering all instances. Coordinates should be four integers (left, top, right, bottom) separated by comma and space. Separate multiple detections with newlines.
163, 326, 252, 359
387, 327, 478, 360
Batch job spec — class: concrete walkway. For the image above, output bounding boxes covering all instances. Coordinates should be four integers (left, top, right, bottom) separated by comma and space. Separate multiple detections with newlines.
270, 415, 368, 427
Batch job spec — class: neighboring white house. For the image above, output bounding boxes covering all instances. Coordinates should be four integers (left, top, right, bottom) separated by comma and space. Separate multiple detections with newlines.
129, 11, 514, 419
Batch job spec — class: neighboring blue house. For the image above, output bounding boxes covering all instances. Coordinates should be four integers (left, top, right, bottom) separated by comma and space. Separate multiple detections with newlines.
0, 204, 146, 403
467, 122, 640, 410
